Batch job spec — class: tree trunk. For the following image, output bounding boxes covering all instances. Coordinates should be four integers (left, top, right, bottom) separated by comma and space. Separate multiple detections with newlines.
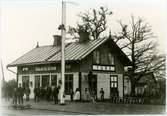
131, 82, 136, 96
130, 39, 136, 97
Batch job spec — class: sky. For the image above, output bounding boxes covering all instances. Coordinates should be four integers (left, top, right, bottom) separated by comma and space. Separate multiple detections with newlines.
0, 0, 166, 81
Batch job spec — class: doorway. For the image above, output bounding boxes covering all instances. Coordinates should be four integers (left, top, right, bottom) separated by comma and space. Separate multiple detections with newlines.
42, 75, 50, 88
110, 75, 119, 98
22, 76, 29, 89
88, 74, 97, 97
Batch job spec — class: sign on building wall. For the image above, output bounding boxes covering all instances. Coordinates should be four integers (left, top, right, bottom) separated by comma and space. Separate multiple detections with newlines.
93, 65, 115, 71
35, 66, 57, 71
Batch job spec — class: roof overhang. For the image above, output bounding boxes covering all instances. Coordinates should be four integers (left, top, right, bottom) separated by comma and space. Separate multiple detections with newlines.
7, 60, 81, 68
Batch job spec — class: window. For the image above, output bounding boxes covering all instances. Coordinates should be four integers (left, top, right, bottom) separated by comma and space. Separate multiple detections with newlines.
93, 50, 100, 64
108, 53, 115, 65
110, 76, 118, 88
65, 74, 73, 95
22, 67, 28, 71
51, 75, 57, 86
100, 49, 108, 65
35, 75, 40, 87
22, 76, 29, 88
42, 75, 50, 88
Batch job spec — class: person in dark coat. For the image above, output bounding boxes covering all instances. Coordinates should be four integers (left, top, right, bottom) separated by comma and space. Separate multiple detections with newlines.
51, 86, 54, 101
5, 84, 10, 101
70, 88, 74, 101
25, 86, 30, 101
34, 86, 40, 102
17, 84, 24, 105
13, 87, 18, 105
34, 86, 37, 102
100, 88, 105, 101
46, 86, 52, 102
53, 86, 59, 104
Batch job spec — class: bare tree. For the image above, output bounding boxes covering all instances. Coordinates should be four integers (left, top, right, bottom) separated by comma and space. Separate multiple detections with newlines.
114, 16, 166, 96
68, 6, 112, 40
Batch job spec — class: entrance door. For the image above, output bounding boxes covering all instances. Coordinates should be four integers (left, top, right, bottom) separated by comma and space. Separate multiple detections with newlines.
88, 74, 97, 96
35, 75, 40, 87
51, 75, 57, 86
42, 75, 50, 88
110, 75, 118, 97
22, 76, 29, 89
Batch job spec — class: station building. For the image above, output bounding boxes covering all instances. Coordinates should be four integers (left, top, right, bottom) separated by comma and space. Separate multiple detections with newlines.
7, 34, 131, 100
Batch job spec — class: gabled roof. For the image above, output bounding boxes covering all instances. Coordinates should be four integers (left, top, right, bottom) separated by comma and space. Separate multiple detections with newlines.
7, 37, 131, 67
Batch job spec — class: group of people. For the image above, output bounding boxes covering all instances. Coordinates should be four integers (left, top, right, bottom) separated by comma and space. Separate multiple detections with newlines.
33, 85, 60, 104
12, 84, 30, 105
84, 88, 105, 102
10, 83, 105, 105
2, 83, 12, 101
33, 86, 82, 104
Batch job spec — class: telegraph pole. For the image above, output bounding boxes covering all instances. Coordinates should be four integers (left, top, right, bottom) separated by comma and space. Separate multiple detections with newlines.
58, 0, 77, 105
60, 0, 66, 105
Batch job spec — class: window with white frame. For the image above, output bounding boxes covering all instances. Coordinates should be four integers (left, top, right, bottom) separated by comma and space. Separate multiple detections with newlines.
110, 75, 118, 88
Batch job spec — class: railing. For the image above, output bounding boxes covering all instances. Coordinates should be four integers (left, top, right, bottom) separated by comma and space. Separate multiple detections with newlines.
110, 97, 145, 104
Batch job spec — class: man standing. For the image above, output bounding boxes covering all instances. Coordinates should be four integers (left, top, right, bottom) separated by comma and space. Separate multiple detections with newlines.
17, 84, 24, 105
13, 87, 17, 105
25, 86, 30, 101
34, 86, 40, 102
53, 86, 59, 104
100, 88, 104, 101
70, 88, 74, 101
34, 86, 37, 102
46, 86, 52, 102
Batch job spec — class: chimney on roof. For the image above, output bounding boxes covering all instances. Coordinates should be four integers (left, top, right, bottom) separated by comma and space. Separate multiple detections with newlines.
78, 31, 90, 43
53, 35, 62, 46
36, 42, 39, 48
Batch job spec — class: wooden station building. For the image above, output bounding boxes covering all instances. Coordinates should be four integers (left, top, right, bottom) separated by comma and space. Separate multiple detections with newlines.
7, 34, 131, 100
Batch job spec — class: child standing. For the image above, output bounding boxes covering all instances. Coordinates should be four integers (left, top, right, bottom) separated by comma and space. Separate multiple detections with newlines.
100, 88, 104, 101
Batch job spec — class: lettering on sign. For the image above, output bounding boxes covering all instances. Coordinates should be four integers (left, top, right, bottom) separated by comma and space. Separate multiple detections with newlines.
93, 65, 115, 71
35, 66, 57, 71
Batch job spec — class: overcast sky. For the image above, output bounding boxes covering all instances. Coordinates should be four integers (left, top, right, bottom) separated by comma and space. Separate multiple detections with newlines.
0, 0, 166, 81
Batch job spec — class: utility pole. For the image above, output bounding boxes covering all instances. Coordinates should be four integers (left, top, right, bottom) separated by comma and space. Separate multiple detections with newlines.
58, 0, 77, 105
60, 0, 66, 105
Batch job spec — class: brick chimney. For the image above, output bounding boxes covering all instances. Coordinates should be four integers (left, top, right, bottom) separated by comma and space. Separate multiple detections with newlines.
78, 31, 89, 43
53, 35, 62, 46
